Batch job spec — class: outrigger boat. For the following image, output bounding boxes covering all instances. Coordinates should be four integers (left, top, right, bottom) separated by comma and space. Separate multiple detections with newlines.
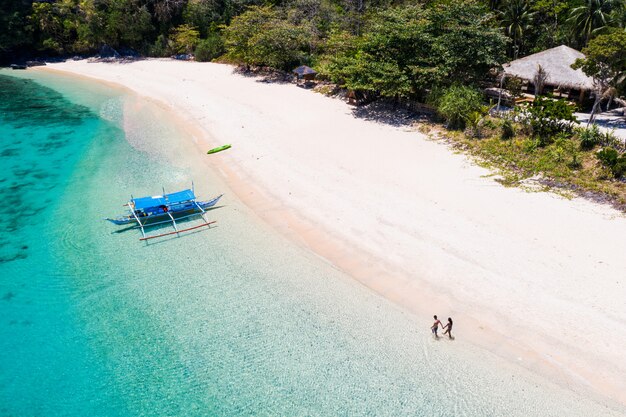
106, 186, 222, 241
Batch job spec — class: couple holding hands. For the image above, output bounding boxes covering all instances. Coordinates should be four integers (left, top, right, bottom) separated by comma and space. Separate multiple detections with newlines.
431, 315, 453, 339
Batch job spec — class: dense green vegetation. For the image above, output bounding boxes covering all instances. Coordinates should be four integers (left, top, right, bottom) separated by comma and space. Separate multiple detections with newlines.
1, 0, 623, 99
316, 2, 507, 99
428, 85, 487, 130
572, 29, 626, 114
2, 0, 623, 108
1, 0, 623, 64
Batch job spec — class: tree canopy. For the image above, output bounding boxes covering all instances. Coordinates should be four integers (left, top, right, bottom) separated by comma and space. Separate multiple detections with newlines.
222, 6, 312, 70
320, 2, 506, 99
0, 0, 624, 105
573, 30, 626, 94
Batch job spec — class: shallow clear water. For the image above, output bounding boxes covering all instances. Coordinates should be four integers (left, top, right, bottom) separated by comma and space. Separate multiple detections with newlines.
0, 69, 624, 417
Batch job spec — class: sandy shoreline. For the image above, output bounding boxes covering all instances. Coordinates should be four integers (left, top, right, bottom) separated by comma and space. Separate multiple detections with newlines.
37, 59, 626, 409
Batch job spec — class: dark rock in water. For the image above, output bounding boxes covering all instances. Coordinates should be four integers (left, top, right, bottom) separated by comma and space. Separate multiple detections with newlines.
10, 64, 27, 70
99, 44, 120, 59
0, 251, 27, 263
1, 292, 15, 301
26, 60, 46, 67
0, 148, 19, 158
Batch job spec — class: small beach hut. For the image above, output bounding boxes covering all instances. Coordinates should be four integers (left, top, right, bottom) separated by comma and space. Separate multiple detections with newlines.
502, 45, 595, 103
292, 65, 317, 81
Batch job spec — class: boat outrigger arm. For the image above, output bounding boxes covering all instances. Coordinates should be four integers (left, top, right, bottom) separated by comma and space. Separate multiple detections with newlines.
137, 218, 216, 241
106, 187, 222, 241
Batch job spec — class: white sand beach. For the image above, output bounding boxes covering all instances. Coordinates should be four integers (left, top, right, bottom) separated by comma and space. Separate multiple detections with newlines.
40, 59, 626, 407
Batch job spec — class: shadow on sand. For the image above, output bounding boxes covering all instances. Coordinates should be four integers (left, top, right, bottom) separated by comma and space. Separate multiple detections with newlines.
350, 100, 434, 128
232, 66, 294, 85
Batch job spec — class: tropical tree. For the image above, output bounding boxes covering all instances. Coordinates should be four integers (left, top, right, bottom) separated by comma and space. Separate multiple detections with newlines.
110, 1, 153, 50
609, 4, 625, 29
530, 0, 571, 50
171, 24, 200, 54
183, 0, 222, 37
499, 0, 536, 58
325, 5, 432, 97
572, 30, 626, 123
223, 6, 313, 70
194, 32, 224, 61
430, 1, 507, 83
152, 0, 186, 23
567, 0, 620, 46
0, 0, 33, 60
322, 1, 506, 99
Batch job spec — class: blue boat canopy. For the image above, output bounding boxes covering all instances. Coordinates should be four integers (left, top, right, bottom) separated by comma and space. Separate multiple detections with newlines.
164, 189, 196, 204
132, 189, 196, 210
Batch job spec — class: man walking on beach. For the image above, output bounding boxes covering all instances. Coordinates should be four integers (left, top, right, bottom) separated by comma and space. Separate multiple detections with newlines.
431, 315, 442, 338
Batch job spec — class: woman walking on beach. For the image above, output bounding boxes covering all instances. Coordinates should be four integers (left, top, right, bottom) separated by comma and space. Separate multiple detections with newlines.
442, 317, 453, 339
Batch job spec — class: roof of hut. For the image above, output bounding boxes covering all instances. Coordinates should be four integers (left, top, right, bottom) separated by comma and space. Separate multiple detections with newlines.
503, 45, 595, 91
292, 65, 317, 76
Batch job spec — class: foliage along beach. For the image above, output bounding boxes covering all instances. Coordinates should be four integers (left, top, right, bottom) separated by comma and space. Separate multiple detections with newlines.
2, 0, 626, 412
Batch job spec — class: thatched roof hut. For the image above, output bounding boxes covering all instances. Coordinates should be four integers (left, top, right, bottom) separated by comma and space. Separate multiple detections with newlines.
503, 45, 594, 91
292, 65, 317, 81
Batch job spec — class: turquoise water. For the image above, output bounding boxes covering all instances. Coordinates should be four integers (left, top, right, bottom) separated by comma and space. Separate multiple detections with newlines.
1, 69, 624, 417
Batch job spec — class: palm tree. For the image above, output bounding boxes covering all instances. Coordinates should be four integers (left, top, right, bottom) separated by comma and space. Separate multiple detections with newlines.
499, 0, 536, 59
609, 4, 625, 29
568, 0, 619, 46
490, 0, 503, 12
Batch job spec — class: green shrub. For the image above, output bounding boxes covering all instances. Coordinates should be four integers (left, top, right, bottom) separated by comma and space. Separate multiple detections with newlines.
433, 85, 484, 130
523, 137, 540, 152
614, 157, 626, 178
195, 33, 224, 62
601, 130, 624, 151
570, 148, 582, 169
465, 111, 485, 138
171, 24, 200, 54
552, 135, 581, 168
481, 117, 498, 129
149, 34, 169, 57
596, 147, 619, 167
578, 124, 603, 150
501, 118, 515, 140
595, 147, 626, 178
42, 38, 63, 54
524, 96, 577, 146
550, 140, 567, 163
